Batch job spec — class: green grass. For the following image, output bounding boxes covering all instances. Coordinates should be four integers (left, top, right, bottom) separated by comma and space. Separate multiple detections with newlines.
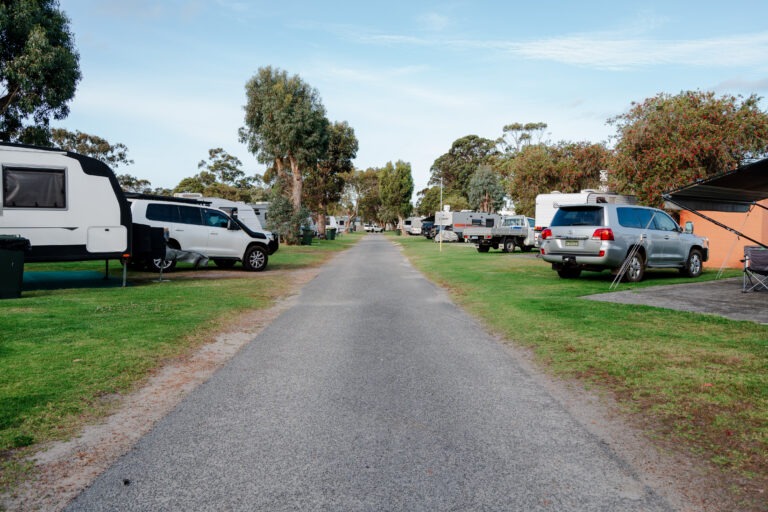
391, 235, 767, 479
0, 232, 362, 491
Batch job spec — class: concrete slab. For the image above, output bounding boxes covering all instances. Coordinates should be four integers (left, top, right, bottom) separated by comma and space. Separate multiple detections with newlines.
584, 277, 768, 325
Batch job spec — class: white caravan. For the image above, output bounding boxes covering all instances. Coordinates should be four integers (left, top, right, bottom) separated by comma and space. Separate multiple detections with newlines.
534, 190, 636, 246
404, 217, 423, 235
0, 142, 131, 263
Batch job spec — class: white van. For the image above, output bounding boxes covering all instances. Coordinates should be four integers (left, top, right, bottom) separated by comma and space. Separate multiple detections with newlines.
0, 142, 131, 262
128, 194, 278, 271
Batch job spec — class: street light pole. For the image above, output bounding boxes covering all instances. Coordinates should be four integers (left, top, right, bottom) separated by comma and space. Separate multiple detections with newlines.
439, 177, 443, 253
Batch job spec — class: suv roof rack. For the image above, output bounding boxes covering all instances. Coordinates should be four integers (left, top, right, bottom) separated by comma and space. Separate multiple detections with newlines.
124, 192, 211, 206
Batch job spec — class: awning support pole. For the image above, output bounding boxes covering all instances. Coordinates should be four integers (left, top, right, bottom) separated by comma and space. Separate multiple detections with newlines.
663, 196, 767, 248
104, 259, 109, 280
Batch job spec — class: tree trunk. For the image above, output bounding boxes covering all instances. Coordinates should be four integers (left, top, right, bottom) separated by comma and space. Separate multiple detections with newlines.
318, 208, 326, 238
398, 214, 404, 233
288, 154, 302, 212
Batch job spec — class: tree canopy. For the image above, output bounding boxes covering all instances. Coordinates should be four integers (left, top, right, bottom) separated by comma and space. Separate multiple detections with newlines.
240, 66, 329, 211
609, 91, 768, 206
0, 0, 81, 144
428, 135, 497, 199
174, 148, 265, 202
51, 128, 133, 168
379, 160, 413, 227
505, 141, 609, 216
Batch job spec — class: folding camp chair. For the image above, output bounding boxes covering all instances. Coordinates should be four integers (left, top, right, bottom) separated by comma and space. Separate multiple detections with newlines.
742, 246, 768, 292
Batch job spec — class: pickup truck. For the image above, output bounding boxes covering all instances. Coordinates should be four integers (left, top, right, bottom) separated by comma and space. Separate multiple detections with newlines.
463, 215, 536, 253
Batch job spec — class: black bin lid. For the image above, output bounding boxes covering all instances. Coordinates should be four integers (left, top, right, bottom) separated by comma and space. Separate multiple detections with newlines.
0, 235, 31, 251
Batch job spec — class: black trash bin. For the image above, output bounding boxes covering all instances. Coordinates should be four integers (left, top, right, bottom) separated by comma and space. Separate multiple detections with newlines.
0, 235, 30, 299
301, 229, 314, 246
326, 228, 337, 240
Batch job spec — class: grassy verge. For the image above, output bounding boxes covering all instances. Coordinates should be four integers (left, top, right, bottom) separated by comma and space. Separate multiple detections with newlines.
0, 232, 363, 491
391, 236, 766, 491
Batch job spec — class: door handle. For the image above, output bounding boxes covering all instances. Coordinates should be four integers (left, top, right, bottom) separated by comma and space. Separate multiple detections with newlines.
210, 232, 218, 235
174, 229, 184, 232
664, 235, 671, 239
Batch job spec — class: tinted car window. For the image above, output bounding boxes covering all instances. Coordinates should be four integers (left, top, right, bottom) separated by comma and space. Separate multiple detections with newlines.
204, 208, 230, 228
550, 207, 604, 227
146, 203, 180, 223
179, 205, 203, 225
635, 208, 656, 229
617, 207, 642, 228
654, 212, 679, 231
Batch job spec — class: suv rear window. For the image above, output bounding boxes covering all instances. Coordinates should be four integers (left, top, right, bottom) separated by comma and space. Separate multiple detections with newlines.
146, 203, 180, 223
550, 206, 603, 227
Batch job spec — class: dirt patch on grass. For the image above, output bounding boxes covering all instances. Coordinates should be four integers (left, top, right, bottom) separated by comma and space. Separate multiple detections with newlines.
1, 266, 321, 512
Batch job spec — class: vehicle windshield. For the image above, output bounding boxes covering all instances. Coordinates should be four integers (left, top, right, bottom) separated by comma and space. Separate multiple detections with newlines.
550, 206, 604, 227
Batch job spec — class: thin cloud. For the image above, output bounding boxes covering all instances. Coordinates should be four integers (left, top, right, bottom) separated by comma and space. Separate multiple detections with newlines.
714, 77, 768, 91
419, 12, 450, 32
359, 31, 768, 70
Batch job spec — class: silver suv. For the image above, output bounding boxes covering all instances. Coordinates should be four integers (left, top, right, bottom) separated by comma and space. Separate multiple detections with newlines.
540, 204, 708, 281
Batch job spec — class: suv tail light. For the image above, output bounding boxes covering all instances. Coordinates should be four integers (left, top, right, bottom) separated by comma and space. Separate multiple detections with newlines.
541, 228, 552, 240
592, 228, 614, 241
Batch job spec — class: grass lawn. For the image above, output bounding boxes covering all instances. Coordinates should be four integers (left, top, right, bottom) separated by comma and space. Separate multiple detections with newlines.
391, 235, 767, 486
0, 232, 363, 490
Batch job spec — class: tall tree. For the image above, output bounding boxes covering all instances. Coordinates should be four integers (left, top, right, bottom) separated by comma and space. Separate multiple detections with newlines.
198, 147, 245, 185
305, 121, 358, 236
498, 122, 548, 153
610, 91, 768, 207
51, 129, 133, 168
379, 160, 414, 232
0, 0, 81, 144
428, 135, 497, 199
117, 174, 151, 193
240, 66, 329, 213
356, 168, 382, 224
468, 164, 505, 213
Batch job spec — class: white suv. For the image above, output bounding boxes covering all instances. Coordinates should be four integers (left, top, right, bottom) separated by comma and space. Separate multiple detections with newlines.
128, 195, 278, 271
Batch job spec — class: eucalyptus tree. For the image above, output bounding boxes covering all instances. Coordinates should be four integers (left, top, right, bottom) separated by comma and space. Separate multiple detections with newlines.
468, 164, 505, 213
305, 121, 358, 236
51, 129, 133, 168
0, 0, 81, 144
240, 66, 329, 213
428, 135, 497, 200
379, 160, 414, 232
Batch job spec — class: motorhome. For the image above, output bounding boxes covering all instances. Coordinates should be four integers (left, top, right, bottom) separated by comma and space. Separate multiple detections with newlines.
0, 142, 132, 263
534, 190, 636, 247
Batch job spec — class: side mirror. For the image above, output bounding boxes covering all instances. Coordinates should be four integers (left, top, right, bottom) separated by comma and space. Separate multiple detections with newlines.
684, 221, 694, 234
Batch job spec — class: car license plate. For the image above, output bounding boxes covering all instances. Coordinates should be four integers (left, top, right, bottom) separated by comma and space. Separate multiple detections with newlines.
565, 240, 579, 247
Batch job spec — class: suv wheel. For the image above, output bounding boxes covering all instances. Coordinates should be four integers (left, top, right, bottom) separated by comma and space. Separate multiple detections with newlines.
243, 245, 268, 271
681, 249, 703, 278
624, 253, 645, 282
502, 239, 515, 253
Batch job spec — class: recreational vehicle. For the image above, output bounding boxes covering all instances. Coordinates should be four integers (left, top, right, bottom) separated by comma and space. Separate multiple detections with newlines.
0, 142, 132, 263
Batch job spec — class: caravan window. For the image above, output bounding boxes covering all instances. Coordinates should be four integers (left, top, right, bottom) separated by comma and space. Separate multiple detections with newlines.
3, 167, 66, 208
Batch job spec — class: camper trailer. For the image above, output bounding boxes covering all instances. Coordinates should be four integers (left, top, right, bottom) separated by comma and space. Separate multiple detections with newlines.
0, 142, 132, 263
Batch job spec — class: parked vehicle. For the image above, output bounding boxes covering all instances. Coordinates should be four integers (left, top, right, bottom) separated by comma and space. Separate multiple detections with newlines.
128, 193, 278, 272
534, 191, 636, 247
372, 224, 384, 233
463, 215, 536, 253
439, 211, 499, 241
539, 204, 708, 281
174, 194, 269, 234
404, 216, 423, 235
0, 142, 140, 263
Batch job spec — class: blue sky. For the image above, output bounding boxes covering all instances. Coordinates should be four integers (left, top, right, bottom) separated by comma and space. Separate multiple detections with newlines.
58, 1, 768, 195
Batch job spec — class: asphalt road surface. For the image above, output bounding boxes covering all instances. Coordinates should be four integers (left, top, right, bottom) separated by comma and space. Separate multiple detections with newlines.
68, 235, 672, 511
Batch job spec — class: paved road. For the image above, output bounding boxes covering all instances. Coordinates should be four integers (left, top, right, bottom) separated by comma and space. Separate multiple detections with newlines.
68, 235, 671, 511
